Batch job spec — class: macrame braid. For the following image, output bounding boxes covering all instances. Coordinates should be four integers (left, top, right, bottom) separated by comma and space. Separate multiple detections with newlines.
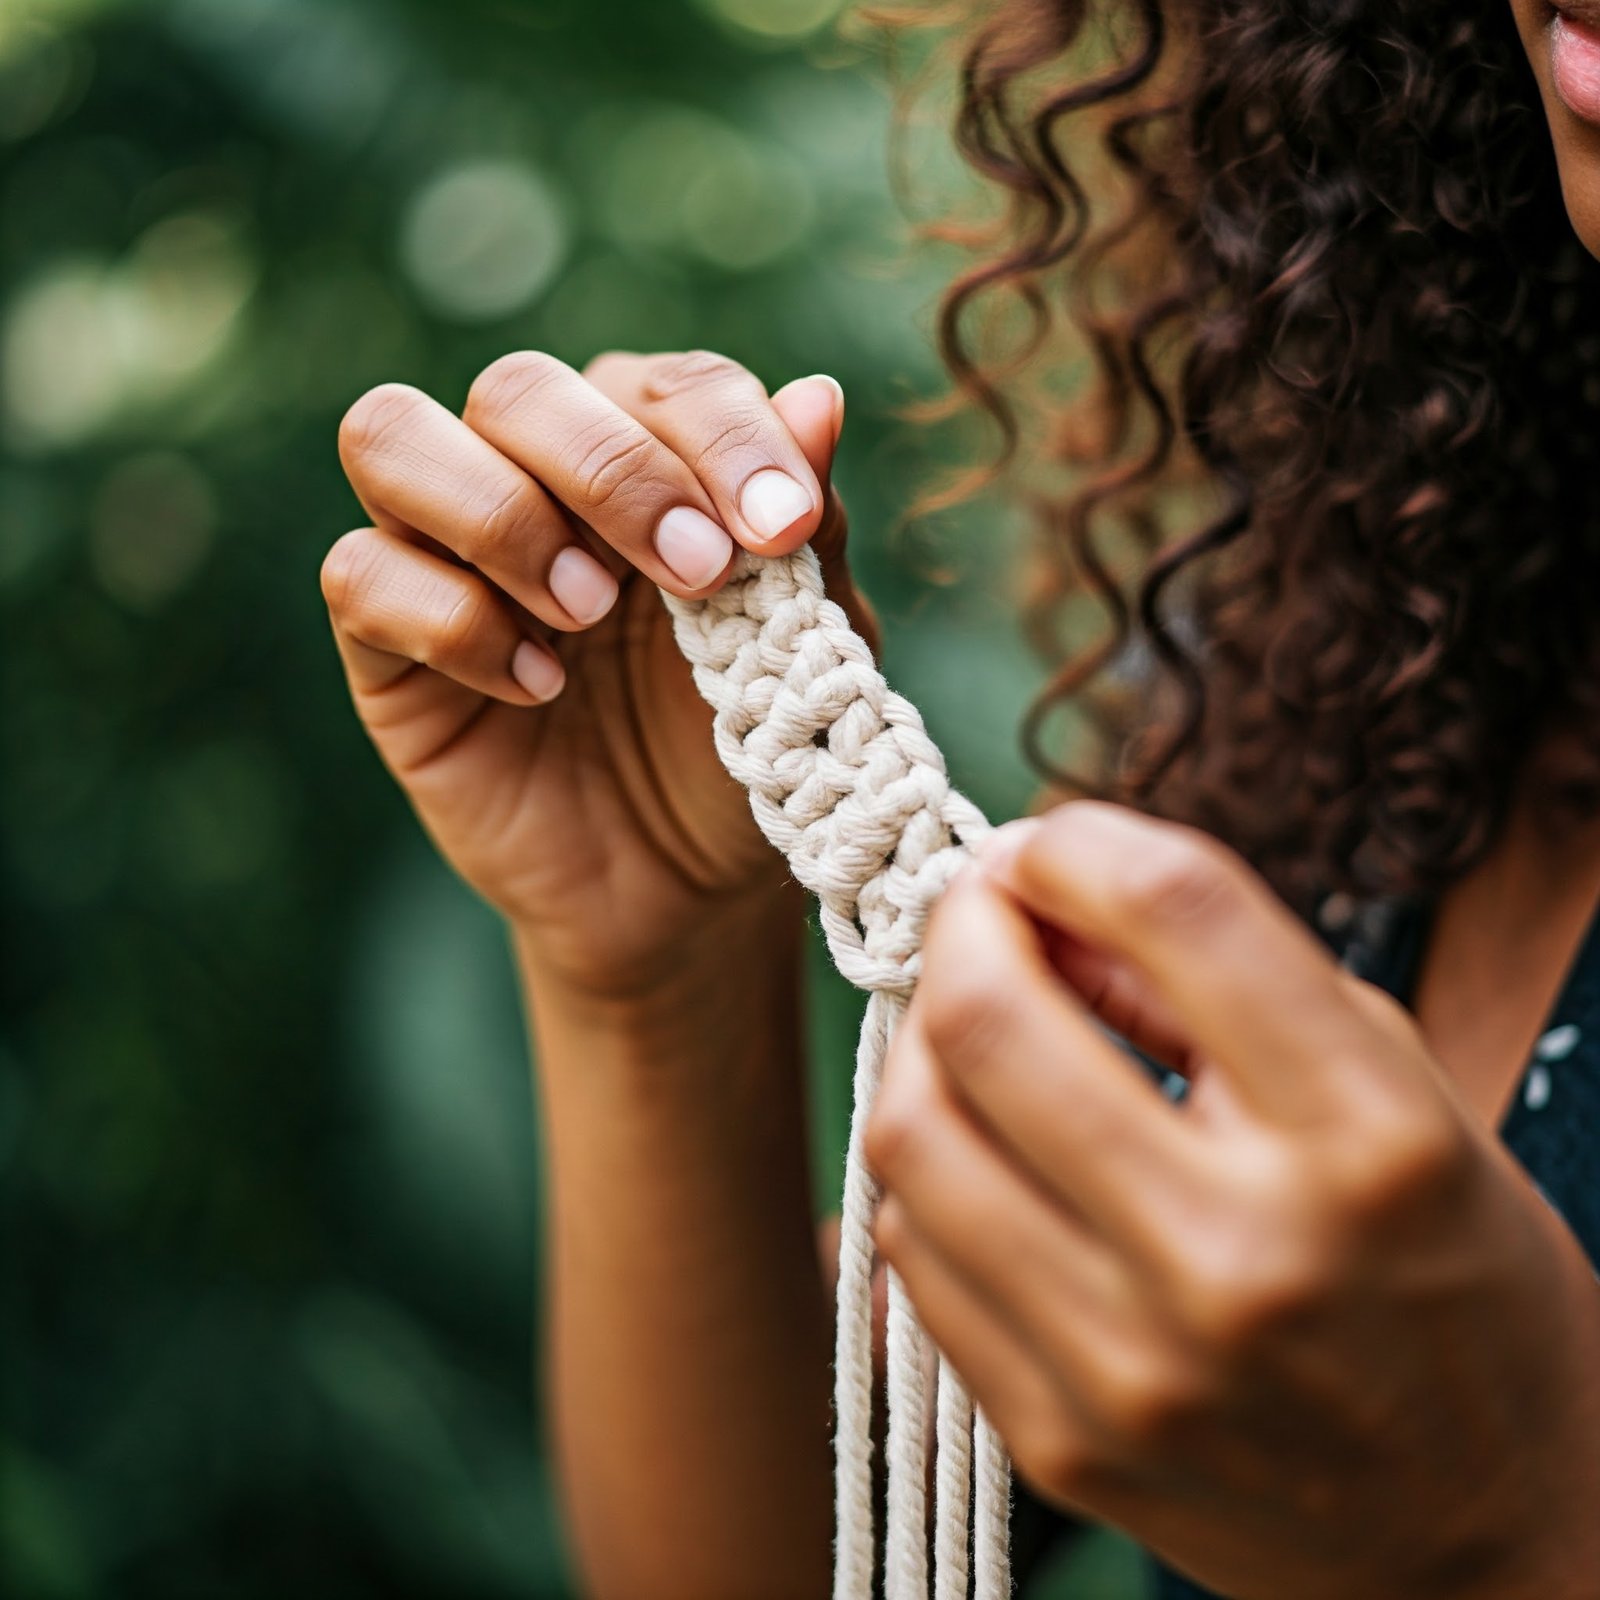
663, 547, 1012, 1599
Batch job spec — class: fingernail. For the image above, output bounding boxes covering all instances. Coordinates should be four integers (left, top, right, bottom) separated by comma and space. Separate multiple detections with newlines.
549, 545, 619, 626
511, 639, 565, 702
804, 373, 844, 443
740, 469, 814, 542
654, 506, 733, 589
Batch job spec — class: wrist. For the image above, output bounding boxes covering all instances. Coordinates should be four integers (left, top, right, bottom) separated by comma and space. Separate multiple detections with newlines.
512, 880, 808, 1043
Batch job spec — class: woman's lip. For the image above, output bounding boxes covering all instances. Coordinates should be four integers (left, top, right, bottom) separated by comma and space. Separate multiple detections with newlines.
1552, 10, 1600, 125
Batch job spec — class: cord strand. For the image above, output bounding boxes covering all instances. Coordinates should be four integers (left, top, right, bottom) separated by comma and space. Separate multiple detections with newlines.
664, 548, 1009, 1600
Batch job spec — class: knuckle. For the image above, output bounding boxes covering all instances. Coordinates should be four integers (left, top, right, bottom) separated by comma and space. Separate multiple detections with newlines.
339, 382, 426, 463
690, 411, 768, 475
429, 584, 492, 663
641, 348, 749, 402
466, 349, 567, 421
561, 422, 658, 512
1095, 1349, 1204, 1454
1182, 1227, 1326, 1355
1111, 834, 1237, 932
1335, 1098, 1467, 1224
462, 477, 537, 562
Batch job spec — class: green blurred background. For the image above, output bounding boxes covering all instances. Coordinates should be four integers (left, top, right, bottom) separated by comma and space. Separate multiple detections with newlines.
0, 0, 1144, 1592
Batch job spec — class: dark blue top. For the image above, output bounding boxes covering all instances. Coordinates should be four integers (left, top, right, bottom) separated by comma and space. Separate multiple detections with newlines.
1016, 891, 1600, 1598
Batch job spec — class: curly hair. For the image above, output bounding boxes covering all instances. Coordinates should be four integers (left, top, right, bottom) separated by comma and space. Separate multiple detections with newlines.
869, 0, 1600, 914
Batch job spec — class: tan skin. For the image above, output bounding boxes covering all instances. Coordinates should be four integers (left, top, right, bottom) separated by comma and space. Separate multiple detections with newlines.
1469, 0, 1600, 1119
325, 351, 860, 1598
322, 10, 1600, 1591
1413, 749, 1600, 1127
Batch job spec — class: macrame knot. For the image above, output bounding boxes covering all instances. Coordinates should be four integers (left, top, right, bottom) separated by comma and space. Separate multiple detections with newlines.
663, 543, 1010, 1600
664, 548, 989, 997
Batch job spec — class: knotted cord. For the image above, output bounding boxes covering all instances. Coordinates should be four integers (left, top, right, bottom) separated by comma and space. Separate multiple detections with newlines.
663, 546, 1012, 1600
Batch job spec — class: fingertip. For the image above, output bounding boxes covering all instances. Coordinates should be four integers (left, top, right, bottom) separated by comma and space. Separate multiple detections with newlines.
972, 816, 1045, 885
793, 374, 844, 444
801, 372, 845, 444
320, 526, 373, 608
928, 848, 1040, 966
510, 639, 565, 703
871, 1195, 906, 1258
768, 373, 843, 504
773, 372, 844, 440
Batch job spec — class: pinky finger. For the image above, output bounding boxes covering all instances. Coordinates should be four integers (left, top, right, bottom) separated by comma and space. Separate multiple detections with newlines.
321, 525, 564, 704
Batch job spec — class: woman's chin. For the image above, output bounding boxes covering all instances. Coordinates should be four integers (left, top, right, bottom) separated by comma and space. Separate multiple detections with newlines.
1550, 129, 1600, 261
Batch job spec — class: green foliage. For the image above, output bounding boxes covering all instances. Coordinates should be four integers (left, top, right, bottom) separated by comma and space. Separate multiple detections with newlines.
0, 0, 1135, 1593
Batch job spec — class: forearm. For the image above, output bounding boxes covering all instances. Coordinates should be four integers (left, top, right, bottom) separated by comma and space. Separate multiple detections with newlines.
519, 890, 833, 1600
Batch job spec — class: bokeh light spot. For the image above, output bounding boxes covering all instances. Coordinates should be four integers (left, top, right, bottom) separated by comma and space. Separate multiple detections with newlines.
681, 136, 814, 270
3, 259, 122, 448
0, 21, 90, 142
3, 209, 256, 451
400, 160, 568, 323
596, 105, 814, 269
537, 253, 694, 364
115, 209, 257, 389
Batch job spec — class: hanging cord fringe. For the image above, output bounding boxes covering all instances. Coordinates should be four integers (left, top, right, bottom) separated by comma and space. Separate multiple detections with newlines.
664, 548, 1012, 1599
933, 1356, 973, 1600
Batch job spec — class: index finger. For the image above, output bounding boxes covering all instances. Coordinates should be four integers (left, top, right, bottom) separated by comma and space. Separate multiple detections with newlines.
982, 803, 1377, 1122
584, 350, 827, 556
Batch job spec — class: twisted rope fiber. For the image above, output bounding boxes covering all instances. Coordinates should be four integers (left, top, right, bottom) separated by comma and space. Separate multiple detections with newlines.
662, 547, 1013, 1599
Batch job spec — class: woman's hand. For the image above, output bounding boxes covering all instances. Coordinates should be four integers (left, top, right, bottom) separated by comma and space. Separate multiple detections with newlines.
866, 801, 1600, 1600
323, 350, 872, 998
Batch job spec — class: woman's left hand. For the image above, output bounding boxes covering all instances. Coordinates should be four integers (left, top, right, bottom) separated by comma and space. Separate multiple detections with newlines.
866, 801, 1600, 1600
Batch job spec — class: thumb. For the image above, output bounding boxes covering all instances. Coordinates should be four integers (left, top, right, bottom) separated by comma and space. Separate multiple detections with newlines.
770, 372, 843, 481
978, 818, 1198, 1075
768, 373, 867, 640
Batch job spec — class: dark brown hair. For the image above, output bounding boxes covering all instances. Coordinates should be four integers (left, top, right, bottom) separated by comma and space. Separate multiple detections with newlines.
872, 0, 1600, 913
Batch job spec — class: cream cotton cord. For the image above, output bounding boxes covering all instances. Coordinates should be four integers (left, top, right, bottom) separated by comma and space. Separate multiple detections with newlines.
662, 546, 1012, 1600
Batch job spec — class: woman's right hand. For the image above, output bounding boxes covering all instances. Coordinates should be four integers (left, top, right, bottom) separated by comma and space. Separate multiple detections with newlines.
322, 350, 873, 1000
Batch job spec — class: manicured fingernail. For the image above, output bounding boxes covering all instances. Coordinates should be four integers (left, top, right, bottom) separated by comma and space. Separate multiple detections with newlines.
549, 545, 618, 626
739, 469, 814, 542
654, 506, 733, 589
511, 639, 565, 702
